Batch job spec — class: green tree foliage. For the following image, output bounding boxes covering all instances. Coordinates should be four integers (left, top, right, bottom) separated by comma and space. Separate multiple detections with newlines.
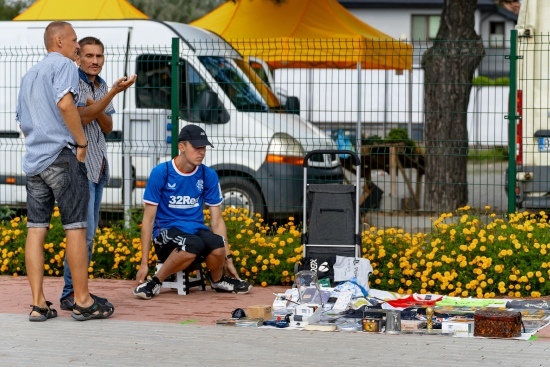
129, 0, 225, 23
0, 0, 32, 20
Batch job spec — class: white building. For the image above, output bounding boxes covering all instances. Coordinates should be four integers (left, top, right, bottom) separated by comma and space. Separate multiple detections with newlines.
339, 0, 518, 77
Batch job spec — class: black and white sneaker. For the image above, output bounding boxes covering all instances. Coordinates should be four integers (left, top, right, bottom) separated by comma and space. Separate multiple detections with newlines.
133, 277, 161, 300
211, 276, 252, 294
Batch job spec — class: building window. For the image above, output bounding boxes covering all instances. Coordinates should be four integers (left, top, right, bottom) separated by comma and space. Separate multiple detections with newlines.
412, 15, 441, 41
489, 21, 505, 48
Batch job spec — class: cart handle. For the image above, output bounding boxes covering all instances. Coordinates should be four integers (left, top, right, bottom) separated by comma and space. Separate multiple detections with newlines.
303, 149, 360, 167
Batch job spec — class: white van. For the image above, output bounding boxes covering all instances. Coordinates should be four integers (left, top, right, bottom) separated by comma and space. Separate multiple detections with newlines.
507, 1, 550, 209
0, 19, 341, 218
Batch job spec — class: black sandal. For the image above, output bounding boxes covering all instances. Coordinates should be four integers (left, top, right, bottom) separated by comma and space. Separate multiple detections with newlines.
71, 297, 115, 321
29, 301, 58, 322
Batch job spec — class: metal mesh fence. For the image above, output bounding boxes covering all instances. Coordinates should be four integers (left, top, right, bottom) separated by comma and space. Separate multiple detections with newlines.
0, 33, 538, 230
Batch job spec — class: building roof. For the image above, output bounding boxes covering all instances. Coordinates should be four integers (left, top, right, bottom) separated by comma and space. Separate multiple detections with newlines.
339, 0, 517, 17
340, 0, 497, 7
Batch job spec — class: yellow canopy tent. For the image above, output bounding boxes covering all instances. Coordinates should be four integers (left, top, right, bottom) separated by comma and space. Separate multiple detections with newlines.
13, 0, 148, 20
191, 0, 412, 70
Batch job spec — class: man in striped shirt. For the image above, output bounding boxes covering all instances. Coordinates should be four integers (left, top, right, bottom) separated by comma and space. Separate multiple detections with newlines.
16, 21, 114, 321
59, 36, 135, 311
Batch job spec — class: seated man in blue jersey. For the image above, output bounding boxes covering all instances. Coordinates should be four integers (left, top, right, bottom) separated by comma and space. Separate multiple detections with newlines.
134, 125, 252, 299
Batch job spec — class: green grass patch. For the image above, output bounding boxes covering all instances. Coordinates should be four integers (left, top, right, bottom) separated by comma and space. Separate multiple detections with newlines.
472, 76, 510, 86
468, 147, 508, 161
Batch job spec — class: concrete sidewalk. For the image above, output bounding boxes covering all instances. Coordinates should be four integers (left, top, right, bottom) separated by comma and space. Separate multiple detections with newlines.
2, 276, 550, 367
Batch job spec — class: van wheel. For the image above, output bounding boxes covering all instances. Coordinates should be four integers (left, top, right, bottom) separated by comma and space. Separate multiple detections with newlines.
219, 177, 266, 219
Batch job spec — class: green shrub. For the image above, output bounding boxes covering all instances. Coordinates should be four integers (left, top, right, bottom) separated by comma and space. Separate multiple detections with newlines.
386, 128, 415, 149
468, 146, 508, 161
0, 206, 15, 221
362, 135, 383, 146
2, 206, 550, 298
472, 76, 510, 86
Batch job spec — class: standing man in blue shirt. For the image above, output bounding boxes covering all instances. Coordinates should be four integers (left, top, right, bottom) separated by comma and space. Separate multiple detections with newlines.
59, 36, 136, 311
134, 125, 252, 299
16, 21, 114, 321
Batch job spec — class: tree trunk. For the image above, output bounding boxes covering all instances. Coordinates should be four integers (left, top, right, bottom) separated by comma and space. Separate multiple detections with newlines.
421, 0, 484, 212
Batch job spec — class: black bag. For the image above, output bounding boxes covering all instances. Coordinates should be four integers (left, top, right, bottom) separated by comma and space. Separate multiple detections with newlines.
297, 255, 336, 282
361, 183, 383, 210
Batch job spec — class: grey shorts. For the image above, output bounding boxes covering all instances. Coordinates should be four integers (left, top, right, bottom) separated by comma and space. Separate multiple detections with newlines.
26, 148, 89, 230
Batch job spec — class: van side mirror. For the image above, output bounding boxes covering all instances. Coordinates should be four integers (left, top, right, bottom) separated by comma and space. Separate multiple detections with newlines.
199, 90, 230, 124
284, 96, 300, 115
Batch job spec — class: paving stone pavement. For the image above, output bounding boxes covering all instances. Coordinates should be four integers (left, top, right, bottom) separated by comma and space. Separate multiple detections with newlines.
2, 276, 550, 366
2, 314, 550, 367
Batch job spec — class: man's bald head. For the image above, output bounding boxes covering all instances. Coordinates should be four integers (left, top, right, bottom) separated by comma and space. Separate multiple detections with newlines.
43, 21, 79, 60
44, 21, 72, 50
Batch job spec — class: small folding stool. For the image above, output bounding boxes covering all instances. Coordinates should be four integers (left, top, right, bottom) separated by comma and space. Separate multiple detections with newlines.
156, 258, 207, 295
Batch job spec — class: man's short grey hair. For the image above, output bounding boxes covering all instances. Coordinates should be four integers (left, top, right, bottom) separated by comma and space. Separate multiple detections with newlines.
44, 21, 72, 49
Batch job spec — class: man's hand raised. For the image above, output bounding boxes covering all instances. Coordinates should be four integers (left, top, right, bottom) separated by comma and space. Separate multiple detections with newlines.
112, 74, 137, 94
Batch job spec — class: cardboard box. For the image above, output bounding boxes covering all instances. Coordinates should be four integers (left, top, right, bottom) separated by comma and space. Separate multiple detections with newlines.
401, 320, 426, 331
290, 305, 321, 327
247, 305, 272, 320
442, 320, 474, 337
272, 289, 298, 310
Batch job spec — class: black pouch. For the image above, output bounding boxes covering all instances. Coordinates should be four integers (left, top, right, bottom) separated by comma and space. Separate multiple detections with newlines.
296, 255, 336, 283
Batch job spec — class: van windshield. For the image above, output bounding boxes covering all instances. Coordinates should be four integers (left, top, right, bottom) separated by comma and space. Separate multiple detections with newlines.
198, 56, 268, 113
234, 59, 282, 110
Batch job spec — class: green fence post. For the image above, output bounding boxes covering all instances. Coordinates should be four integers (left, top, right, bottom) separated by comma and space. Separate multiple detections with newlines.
507, 29, 518, 214
171, 37, 180, 158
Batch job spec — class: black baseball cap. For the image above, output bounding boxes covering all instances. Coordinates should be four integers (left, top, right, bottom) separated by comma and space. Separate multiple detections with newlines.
178, 124, 214, 148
